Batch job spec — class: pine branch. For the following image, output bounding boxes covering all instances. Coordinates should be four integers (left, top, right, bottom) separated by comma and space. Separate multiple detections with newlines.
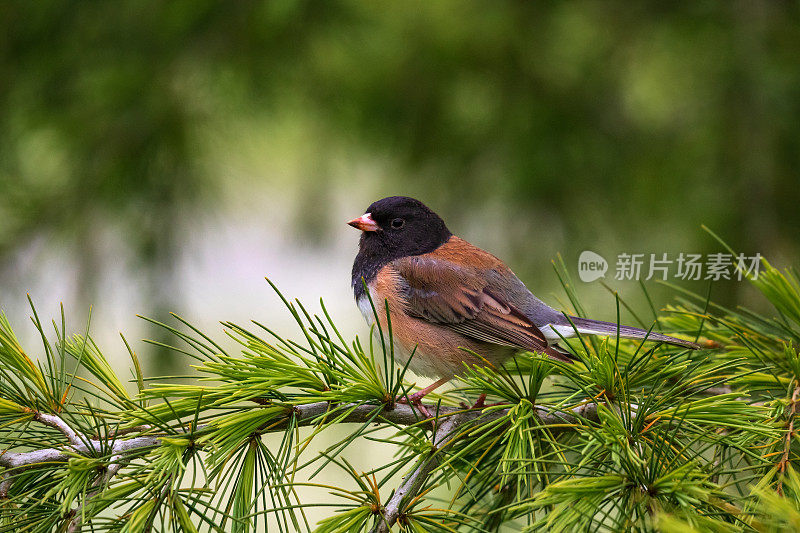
370, 410, 470, 533
3, 264, 790, 531
66, 454, 124, 533
0, 434, 161, 472
0, 401, 600, 497
0, 402, 596, 471
0, 409, 88, 498
31, 412, 84, 446
370, 402, 600, 532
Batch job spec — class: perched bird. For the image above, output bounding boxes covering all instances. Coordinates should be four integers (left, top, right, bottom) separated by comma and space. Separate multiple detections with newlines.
348, 196, 698, 407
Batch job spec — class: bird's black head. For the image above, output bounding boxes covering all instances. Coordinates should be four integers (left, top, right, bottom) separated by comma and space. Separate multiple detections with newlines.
349, 196, 451, 293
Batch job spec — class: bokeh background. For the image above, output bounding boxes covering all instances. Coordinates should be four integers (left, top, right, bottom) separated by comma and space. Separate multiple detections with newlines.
2, 1, 799, 376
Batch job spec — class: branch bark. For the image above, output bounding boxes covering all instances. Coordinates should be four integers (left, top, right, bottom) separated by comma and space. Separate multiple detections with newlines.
0, 434, 161, 472
1, 400, 600, 473
32, 412, 84, 446
67, 454, 124, 533
370, 401, 599, 532
370, 410, 471, 533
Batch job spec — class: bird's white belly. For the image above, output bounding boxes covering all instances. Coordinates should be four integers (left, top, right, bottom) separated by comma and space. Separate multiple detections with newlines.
357, 293, 376, 325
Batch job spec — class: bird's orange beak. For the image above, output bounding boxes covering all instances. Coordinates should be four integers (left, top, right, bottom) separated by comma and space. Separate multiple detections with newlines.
347, 213, 380, 232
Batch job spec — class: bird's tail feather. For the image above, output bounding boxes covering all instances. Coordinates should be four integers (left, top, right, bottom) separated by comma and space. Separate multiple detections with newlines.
565, 316, 699, 350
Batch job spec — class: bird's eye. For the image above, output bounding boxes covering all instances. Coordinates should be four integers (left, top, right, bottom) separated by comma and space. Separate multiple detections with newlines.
391, 218, 405, 229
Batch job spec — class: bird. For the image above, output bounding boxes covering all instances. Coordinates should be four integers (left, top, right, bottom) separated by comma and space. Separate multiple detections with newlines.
348, 196, 699, 410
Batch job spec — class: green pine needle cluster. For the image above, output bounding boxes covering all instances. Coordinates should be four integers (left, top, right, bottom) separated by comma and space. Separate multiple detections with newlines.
1, 248, 800, 532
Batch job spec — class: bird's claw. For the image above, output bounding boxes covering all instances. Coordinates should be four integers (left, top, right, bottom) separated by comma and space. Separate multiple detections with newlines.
461, 394, 505, 410
397, 395, 432, 418
472, 393, 487, 409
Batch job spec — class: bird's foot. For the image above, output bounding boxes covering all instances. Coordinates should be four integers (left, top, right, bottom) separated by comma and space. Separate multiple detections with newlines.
460, 393, 487, 410
460, 394, 505, 410
395, 378, 450, 418
397, 392, 432, 418
472, 393, 487, 409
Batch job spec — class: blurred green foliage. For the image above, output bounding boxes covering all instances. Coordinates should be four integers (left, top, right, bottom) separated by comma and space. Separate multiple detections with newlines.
1, 0, 798, 318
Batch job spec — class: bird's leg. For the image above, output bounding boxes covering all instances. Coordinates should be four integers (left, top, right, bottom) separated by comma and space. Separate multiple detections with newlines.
460, 393, 491, 410
402, 377, 450, 403
397, 377, 450, 417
